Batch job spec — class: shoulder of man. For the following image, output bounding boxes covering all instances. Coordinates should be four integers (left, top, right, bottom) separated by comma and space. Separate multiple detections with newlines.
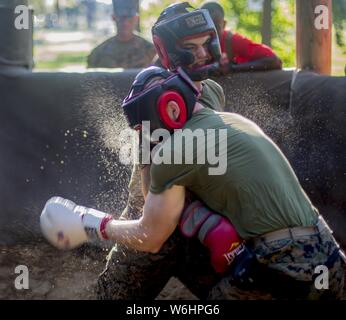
87, 37, 117, 67
230, 32, 250, 44
132, 35, 157, 64
90, 36, 117, 54
133, 34, 155, 49
149, 134, 199, 195
201, 79, 226, 111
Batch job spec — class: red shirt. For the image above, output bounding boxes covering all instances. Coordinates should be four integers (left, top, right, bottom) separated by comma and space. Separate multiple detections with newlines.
220, 30, 276, 64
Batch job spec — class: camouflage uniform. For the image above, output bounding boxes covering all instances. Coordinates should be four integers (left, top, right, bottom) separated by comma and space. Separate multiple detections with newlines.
208, 226, 345, 300
87, 35, 156, 69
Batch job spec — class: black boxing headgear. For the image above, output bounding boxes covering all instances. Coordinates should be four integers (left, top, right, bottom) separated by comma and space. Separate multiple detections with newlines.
122, 66, 200, 132
152, 2, 221, 81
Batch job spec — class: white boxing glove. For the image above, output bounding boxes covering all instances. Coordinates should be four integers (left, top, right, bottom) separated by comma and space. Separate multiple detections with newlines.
40, 196, 114, 250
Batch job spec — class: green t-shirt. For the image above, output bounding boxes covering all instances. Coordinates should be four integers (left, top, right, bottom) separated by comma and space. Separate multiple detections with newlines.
150, 108, 318, 239
199, 79, 225, 111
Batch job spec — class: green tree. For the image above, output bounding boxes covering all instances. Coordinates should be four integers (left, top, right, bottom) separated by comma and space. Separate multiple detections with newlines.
333, 0, 346, 48
271, 0, 295, 67
28, 0, 47, 14
220, 0, 295, 67
141, 0, 205, 37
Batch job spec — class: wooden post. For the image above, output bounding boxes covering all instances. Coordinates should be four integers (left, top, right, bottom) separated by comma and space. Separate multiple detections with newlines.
55, 0, 60, 20
135, 0, 140, 32
0, 0, 33, 69
296, 0, 332, 75
261, 0, 272, 47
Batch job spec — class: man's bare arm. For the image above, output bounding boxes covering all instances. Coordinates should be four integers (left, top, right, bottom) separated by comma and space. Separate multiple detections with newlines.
105, 185, 185, 253
141, 165, 151, 199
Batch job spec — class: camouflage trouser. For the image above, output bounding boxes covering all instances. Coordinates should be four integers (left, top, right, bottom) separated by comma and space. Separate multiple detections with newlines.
97, 163, 220, 299
208, 228, 345, 300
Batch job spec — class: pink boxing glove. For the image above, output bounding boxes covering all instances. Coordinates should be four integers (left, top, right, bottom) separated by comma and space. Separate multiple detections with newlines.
179, 200, 244, 273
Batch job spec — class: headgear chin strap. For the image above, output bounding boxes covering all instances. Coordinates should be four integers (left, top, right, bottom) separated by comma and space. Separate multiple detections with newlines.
152, 3, 221, 81
122, 66, 200, 133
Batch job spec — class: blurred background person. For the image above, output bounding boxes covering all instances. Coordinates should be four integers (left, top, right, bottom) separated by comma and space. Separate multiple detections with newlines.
87, 0, 156, 69
201, 1, 282, 72
84, 0, 96, 30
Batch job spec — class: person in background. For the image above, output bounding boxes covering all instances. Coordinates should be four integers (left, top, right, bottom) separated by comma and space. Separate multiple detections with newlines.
201, 1, 282, 73
87, 0, 156, 69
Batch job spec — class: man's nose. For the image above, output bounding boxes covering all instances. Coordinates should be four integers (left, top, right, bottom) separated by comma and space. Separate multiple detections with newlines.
119, 17, 130, 27
196, 45, 209, 59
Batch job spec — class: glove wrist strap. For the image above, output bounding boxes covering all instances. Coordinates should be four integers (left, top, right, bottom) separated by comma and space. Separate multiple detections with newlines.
100, 215, 113, 240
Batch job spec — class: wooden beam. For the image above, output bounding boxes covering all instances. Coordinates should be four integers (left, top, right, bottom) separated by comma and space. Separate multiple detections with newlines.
261, 0, 272, 47
296, 0, 332, 75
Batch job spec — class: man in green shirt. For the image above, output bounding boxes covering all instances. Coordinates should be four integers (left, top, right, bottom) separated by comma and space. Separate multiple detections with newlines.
120, 66, 345, 299
150, 107, 319, 240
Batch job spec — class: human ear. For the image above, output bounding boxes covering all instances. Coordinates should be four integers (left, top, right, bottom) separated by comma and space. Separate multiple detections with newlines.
166, 101, 181, 121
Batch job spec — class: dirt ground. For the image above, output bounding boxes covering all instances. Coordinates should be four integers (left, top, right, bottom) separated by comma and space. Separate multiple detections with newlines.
0, 242, 196, 300
1, 242, 345, 300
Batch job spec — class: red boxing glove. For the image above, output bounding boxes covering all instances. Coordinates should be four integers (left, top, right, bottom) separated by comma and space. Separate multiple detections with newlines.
179, 200, 244, 273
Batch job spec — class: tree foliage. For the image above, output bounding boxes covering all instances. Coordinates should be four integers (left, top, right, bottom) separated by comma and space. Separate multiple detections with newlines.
28, 0, 47, 14
333, 0, 346, 48
141, 0, 205, 35
218, 0, 295, 66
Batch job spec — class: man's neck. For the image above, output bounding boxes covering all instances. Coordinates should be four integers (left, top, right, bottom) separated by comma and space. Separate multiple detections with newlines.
194, 81, 203, 92
116, 33, 135, 42
192, 102, 204, 114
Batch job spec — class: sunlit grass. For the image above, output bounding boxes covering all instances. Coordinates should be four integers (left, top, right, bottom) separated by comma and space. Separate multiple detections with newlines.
332, 44, 346, 76
34, 52, 88, 69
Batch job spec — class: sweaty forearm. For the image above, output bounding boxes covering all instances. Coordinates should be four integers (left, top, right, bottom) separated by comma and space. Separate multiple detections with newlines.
230, 57, 282, 72
141, 165, 151, 199
105, 218, 158, 253
41, 188, 184, 253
